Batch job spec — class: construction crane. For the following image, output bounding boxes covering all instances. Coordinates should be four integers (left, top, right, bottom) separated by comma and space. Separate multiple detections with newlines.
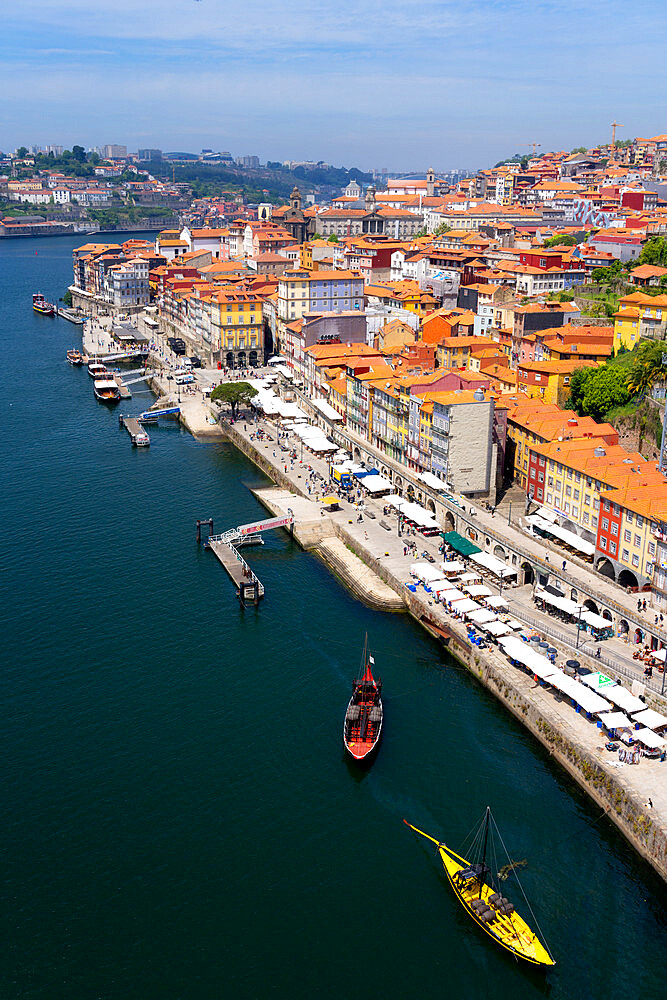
610, 121, 623, 150
525, 142, 541, 157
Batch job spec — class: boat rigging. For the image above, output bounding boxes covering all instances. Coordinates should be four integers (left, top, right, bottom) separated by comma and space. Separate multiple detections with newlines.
404, 809, 555, 968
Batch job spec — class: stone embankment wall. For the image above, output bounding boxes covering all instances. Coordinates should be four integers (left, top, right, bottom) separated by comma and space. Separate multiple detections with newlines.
218, 418, 667, 882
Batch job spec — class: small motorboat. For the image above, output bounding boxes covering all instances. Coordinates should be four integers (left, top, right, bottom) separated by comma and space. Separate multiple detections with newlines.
88, 361, 108, 378
67, 349, 84, 365
343, 635, 383, 763
33, 292, 55, 316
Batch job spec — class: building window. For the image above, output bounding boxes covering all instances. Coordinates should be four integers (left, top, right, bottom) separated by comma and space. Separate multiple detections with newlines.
626, 511, 633, 523
610, 541, 617, 556
634, 534, 641, 547
602, 518, 609, 531
600, 536, 606, 550
622, 548, 630, 561
649, 541, 656, 556
603, 500, 610, 512
637, 515, 644, 527
592, 516, 598, 528
574, 489, 580, 501
624, 529, 631, 542
632, 553, 639, 567
583, 512, 590, 525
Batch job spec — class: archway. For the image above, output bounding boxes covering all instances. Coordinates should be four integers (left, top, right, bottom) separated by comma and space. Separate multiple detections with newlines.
426, 498, 436, 513
353, 447, 361, 461
249, 350, 258, 367
237, 350, 247, 368
466, 527, 478, 542
618, 568, 639, 591
634, 627, 644, 644
570, 588, 578, 602
443, 511, 455, 532
583, 598, 600, 615
618, 619, 629, 635
521, 561, 534, 585
602, 609, 613, 622
493, 544, 506, 561
381, 466, 389, 478
394, 475, 403, 492
225, 351, 234, 369
596, 557, 615, 581
407, 483, 415, 499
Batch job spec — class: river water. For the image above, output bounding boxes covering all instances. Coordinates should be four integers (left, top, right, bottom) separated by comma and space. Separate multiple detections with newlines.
1, 234, 666, 999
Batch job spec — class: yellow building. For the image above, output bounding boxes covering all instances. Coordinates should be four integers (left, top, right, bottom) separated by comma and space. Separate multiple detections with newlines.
210, 286, 264, 368
613, 291, 667, 351
516, 360, 598, 406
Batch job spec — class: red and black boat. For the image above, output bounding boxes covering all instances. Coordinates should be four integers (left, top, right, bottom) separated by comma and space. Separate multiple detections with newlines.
343, 637, 383, 763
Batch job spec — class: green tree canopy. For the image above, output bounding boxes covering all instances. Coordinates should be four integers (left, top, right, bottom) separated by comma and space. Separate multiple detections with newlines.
210, 381, 258, 418
542, 234, 577, 248
72, 144, 86, 162
638, 236, 667, 268
327, 234, 338, 243
16, 146, 28, 158
579, 367, 630, 420
433, 221, 452, 235
568, 366, 596, 411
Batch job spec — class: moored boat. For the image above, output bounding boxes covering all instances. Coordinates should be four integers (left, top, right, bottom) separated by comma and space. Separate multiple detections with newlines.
404, 809, 555, 968
343, 636, 383, 762
88, 361, 108, 378
66, 349, 84, 365
93, 376, 120, 404
33, 292, 56, 316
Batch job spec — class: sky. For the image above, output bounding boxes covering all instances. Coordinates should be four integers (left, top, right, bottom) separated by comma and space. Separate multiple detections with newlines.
3, 0, 667, 172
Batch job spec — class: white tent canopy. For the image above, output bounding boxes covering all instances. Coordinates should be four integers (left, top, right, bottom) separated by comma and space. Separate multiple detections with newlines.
410, 562, 442, 583
362, 474, 393, 494
597, 711, 632, 729
464, 584, 493, 598
581, 610, 612, 630
486, 595, 509, 608
632, 708, 667, 730
430, 579, 455, 593
497, 636, 557, 681
548, 673, 610, 714
310, 397, 343, 422
442, 588, 467, 603
481, 620, 511, 637
440, 560, 466, 574
546, 522, 595, 556
650, 648, 667, 662
467, 609, 498, 624
417, 471, 446, 491
634, 728, 666, 749
605, 686, 645, 714
535, 588, 583, 616
470, 551, 516, 579
458, 599, 483, 615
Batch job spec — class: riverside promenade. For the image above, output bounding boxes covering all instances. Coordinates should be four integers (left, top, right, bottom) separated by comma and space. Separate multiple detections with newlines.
212, 407, 667, 881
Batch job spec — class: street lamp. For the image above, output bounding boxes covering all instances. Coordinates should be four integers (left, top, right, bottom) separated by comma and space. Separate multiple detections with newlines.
575, 603, 583, 650
508, 501, 512, 526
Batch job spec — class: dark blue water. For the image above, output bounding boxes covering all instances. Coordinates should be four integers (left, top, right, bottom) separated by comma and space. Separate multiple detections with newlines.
1, 234, 666, 1000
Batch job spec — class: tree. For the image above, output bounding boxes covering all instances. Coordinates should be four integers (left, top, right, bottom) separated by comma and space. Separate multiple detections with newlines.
62, 289, 73, 308
433, 221, 452, 236
210, 381, 258, 418
327, 234, 338, 243
16, 146, 28, 158
568, 366, 596, 412
638, 236, 667, 268
72, 145, 86, 163
570, 146, 587, 154
580, 367, 630, 420
542, 234, 577, 248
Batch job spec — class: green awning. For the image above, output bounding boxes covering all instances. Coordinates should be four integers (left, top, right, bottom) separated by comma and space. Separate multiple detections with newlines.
443, 531, 481, 557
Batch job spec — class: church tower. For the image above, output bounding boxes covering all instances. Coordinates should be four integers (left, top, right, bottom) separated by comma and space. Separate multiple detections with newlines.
290, 186, 302, 212
426, 167, 435, 198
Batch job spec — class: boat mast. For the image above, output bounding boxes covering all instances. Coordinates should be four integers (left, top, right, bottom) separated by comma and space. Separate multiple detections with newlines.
480, 806, 490, 898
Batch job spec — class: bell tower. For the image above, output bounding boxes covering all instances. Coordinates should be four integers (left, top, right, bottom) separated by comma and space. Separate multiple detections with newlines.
290, 186, 302, 212
426, 166, 435, 198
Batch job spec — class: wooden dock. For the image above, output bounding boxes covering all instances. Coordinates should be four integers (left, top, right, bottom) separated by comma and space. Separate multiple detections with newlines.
209, 539, 264, 603
112, 373, 132, 399
120, 415, 150, 446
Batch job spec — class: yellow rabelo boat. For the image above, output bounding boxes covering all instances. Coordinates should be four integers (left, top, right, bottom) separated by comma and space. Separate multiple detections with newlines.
404, 809, 555, 968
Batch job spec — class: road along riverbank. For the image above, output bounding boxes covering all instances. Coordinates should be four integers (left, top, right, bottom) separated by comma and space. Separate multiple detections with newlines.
216, 416, 667, 883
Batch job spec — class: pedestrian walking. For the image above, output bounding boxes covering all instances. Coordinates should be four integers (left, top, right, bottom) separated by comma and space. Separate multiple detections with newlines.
562, 560, 566, 572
